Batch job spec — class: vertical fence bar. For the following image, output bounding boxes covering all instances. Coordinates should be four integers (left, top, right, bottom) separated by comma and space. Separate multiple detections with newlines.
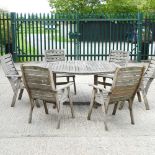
101, 15, 104, 60
0, 13, 2, 54
28, 14, 32, 61
20, 13, 24, 61
137, 12, 143, 62
73, 19, 76, 59
43, 13, 46, 50
24, 14, 28, 61
66, 20, 69, 60
150, 14, 154, 57
39, 13, 43, 60
32, 14, 35, 61
76, 14, 80, 60
47, 13, 50, 50
70, 19, 73, 60
36, 14, 39, 61
50, 13, 54, 49
16, 14, 20, 61
3, 13, 6, 54
62, 20, 65, 49
54, 14, 57, 49
105, 17, 108, 60
58, 14, 61, 49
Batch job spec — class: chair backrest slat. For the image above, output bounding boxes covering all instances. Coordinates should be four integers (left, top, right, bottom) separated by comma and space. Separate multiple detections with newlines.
45, 49, 65, 62
109, 50, 129, 67
109, 67, 145, 103
144, 57, 155, 79
21, 65, 56, 102
142, 57, 155, 93
0, 54, 18, 75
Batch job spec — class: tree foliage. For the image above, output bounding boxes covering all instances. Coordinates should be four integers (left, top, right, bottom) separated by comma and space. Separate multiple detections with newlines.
48, 0, 155, 13
48, 0, 106, 13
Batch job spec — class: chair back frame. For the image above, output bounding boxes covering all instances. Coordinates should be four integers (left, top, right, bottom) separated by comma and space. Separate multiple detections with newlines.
109, 66, 145, 104
0, 53, 24, 107
109, 50, 129, 67
21, 65, 57, 102
45, 49, 65, 62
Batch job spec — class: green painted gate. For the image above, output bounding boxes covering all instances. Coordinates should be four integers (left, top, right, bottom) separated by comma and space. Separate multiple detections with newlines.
0, 12, 155, 62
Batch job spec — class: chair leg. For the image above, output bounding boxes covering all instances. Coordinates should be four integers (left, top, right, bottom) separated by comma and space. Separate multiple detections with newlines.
101, 105, 108, 131
53, 104, 57, 109
43, 101, 48, 114
112, 102, 118, 115
18, 89, 24, 100
128, 100, 135, 125
103, 77, 106, 88
87, 90, 95, 120
137, 91, 142, 102
35, 99, 40, 108
141, 89, 150, 110
11, 81, 20, 107
105, 103, 109, 114
11, 89, 19, 107
29, 99, 35, 123
94, 75, 98, 85
73, 76, 76, 95
119, 101, 125, 110
68, 90, 75, 118
56, 100, 61, 129
67, 77, 69, 83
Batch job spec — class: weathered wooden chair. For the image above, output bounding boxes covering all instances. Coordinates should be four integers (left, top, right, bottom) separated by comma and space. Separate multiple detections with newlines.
45, 49, 76, 94
21, 65, 75, 129
0, 54, 24, 107
120, 57, 155, 110
138, 57, 155, 110
88, 66, 145, 131
95, 50, 129, 86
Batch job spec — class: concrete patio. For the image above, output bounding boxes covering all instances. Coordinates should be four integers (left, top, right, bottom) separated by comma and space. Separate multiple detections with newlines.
0, 62, 155, 155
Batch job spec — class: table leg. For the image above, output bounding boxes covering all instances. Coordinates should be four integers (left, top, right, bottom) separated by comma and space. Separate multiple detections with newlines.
53, 73, 57, 87
93, 75, 100, 108
94, 74, 97, 85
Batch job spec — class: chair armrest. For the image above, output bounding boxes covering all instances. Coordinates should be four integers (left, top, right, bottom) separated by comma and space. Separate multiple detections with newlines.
144, 76, 154, 79
6, 74, 22, 78
89, 84, 110, 92
17, 69, 22, 73
97, 73, 114, 79
56, 82, 73, 91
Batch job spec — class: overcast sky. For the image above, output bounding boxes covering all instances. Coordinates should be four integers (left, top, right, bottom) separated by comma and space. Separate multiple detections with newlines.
0, 0, 51, 13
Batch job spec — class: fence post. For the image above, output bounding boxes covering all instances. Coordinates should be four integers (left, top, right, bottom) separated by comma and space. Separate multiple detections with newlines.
10, 12, 16, 61
137, 12, 143, 62
75, 13, 80, 60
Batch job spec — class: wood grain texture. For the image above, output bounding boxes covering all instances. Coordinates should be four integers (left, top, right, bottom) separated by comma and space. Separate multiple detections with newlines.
137, 56, 155, 110
21, 65, 75, 128
44, 49, 76, 94
0, 53, 24, 107
87, 66, 145, 129
96, 50, 129, 86
43, 60, 118, 75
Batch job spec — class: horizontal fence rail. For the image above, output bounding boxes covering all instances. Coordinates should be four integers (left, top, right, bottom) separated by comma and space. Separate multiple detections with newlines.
0, 12, 155, 62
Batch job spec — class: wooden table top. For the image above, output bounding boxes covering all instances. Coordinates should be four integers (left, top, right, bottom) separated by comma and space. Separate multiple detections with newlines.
42, 60, 119, 75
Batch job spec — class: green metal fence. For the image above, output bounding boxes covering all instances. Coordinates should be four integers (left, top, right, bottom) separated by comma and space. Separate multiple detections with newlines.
0, 12, 155, 62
